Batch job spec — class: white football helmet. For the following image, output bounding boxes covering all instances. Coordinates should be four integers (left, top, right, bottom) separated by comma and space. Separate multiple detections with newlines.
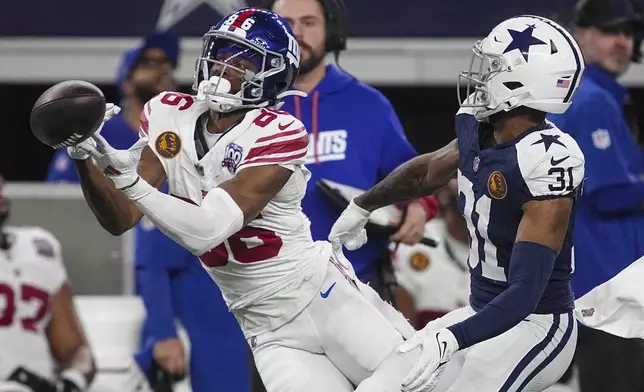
458, 15, 585, 120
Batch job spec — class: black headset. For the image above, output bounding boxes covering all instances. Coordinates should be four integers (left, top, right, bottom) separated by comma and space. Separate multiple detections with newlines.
574, 0, 644, 62
262, 0, 348, 53
629, 0, 644, 62
321, 0, 347, 53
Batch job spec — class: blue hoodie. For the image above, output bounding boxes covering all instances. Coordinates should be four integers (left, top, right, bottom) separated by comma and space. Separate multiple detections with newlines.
547, 64, 644, 298
280, 65, 431, 281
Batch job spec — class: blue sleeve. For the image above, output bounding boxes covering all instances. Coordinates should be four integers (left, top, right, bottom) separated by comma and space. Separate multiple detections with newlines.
136, 266, 177, 342
134, 213, 195, 343
588, 182, 644, 216
549, 95, 644, 215
135, 216, 195, 270
376, 99, 418, 179
447, 241, 555, 349
45, 149, 79, 183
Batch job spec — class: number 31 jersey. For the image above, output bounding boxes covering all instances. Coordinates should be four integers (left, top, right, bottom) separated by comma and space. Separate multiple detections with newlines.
455, 107, 585, 314
141, 92, 331, 337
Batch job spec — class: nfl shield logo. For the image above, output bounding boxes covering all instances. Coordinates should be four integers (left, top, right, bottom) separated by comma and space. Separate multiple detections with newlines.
222, 143, 244, 173
473, 156, 480, 172
591, 129, 611, 150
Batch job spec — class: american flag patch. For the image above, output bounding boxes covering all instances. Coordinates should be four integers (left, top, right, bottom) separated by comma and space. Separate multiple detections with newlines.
556, 78, 571, 88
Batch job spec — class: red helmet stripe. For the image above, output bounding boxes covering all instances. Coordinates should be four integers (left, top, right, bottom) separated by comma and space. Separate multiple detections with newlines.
232, 9, 255, 29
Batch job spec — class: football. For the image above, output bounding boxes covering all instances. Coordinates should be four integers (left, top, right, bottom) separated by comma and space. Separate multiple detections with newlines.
30, 80, 106, 149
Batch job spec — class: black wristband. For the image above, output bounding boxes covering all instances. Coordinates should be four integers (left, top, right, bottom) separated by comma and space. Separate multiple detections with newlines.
118, 176, 140, 191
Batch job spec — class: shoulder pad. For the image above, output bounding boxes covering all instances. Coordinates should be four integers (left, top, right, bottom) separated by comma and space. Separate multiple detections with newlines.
238, 109, 309, 171
249, 108, 304, 135
516, 127, 585, 198
139, 91, 204, 138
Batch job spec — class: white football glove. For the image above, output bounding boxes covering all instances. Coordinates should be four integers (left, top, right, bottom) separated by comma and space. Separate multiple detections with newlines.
328, 198, 371, 250
398, 328, 459, 392
67, 137, 97, 161
328, 198, 371, 267
77, 133, 149, 190
67, 103, 121, 160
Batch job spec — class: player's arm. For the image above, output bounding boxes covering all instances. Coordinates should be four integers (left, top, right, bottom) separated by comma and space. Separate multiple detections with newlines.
374, 97, 439, 240
446, 146, 585, 350
47, 282, 96, 391
446, 197, 573, 349
355, 139, 459, 212
119, 165, 291, 255
74, 145, 166, 235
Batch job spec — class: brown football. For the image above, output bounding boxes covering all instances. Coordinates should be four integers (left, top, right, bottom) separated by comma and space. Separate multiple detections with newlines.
30, 80, 105, 149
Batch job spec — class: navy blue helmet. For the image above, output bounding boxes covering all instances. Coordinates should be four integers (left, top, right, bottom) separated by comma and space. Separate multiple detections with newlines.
193, 8, 302, 112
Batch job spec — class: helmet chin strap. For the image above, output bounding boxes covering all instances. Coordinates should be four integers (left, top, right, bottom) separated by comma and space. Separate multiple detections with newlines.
475, 92, 532, 121
271, 90, 307, 110
197, 76, 309, 113
196, 76, 245, 113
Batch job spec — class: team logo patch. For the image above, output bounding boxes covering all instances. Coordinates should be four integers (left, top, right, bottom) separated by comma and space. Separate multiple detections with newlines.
410, 252, 429, 271
250, 336, 258, 350
250, 37, 268, 48
54, 154, 70, 172
581, 308, 595, 317
155, 131, 182, 158
591, 129, 611, 150
487, 171, 507, 200
473, 156, 480, 172
222, 143, 244, 173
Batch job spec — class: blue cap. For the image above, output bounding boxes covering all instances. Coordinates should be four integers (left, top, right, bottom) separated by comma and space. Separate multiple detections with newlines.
116, 31, 180, 88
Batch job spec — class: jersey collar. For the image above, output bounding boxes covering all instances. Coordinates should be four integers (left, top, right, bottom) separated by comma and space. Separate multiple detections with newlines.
493, 122, 553, 149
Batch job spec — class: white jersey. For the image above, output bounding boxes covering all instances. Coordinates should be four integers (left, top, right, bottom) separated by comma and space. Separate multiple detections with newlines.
0, 227, 67, 382
392, 219, 470, 326
141, 92, 331, 336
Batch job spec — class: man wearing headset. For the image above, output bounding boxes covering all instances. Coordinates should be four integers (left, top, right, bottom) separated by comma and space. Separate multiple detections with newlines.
264, 0, 438, 301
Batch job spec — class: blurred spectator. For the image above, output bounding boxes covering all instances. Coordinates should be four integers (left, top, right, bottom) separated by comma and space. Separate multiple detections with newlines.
547, 0, 644, 391
46, 32, 250, 392
0, 172, 97, 392
265, 0, 438, 300
46, 31, 178, 182
391, 179, 469, 329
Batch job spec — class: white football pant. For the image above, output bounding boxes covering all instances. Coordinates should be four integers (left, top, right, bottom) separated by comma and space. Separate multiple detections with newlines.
356, 306, 577, 392
248, 259, 412, 392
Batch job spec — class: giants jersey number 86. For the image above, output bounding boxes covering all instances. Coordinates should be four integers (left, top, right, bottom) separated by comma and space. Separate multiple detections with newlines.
141, 92, 331, 336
